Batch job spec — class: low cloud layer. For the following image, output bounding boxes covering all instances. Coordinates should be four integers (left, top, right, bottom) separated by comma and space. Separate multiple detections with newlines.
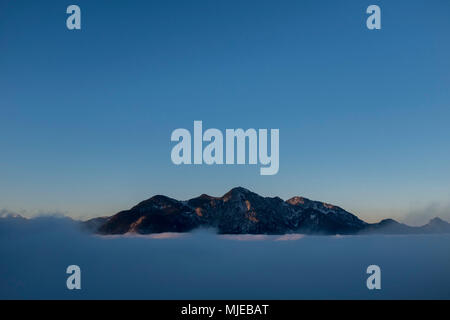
1, 216, 450, 299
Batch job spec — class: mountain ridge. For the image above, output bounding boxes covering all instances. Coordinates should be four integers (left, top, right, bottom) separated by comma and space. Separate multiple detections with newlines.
82, 187, 450, 235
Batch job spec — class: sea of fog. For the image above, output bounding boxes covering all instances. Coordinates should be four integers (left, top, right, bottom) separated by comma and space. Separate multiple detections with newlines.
1, 217, 449, 299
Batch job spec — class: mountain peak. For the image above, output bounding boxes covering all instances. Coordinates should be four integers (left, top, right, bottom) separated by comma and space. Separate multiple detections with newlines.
378, 218, 400, 225
287, 196, 310, 206
428, 217, 449, 225
228, 186, 252, 194
222, 187, 254, 200
133, 194, 180, 210
198, 193, 215, 199
0, 211, 25, 219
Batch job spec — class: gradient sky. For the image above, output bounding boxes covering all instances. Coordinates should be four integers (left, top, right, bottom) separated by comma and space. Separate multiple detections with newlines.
0, 0, 449, 223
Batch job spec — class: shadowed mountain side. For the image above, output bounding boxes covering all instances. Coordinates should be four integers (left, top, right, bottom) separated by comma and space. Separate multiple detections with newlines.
83, 187, 450, 235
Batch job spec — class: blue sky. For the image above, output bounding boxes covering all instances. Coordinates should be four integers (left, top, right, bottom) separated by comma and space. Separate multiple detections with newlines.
0, 0, 449, 223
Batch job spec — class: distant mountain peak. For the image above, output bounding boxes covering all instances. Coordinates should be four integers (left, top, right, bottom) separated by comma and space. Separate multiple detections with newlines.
0, 212, 25, 219
379, 218, 400, 224
429, 217, 448, 225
